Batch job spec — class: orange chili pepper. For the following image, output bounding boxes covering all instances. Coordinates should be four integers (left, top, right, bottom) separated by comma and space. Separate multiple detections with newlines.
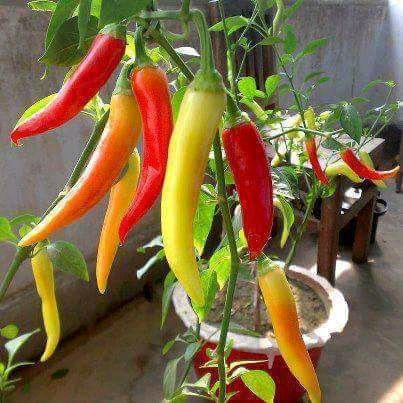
258, 258, 321, 403
19, 64, 141, 247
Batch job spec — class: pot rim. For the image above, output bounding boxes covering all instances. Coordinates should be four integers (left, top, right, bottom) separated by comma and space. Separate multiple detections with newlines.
172, 265, 349, 356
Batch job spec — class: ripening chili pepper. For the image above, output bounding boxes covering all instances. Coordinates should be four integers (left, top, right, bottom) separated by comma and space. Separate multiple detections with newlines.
11, 24, 126, 145
305, 138, 329, 185
97, 150, 141, 294
358, 150, 387, 189
19, 64, 142, 247
303, 107, 329, 185
31, 243, 60, 362
222, 120, 273, 259
340, 148, 400, 180
258, 258, 321, 403
118, 38, 173, 243
325, 160, 363, 183
161, 71, 226, 306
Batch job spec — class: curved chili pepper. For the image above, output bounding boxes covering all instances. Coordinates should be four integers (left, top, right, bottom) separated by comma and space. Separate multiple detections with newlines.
19, 64, 142, 247
305, 138, 329, 185
31, 243, 60, 362
258, 258, 321, 403
97, 151, 141, 294
341, 148, 399, 180
119, 65, 173, 244
325, 160, 362, 183
161, 71, 226, 306
222, 121, 273, 259
358, 150, 387, 189
11, 23, 126, 145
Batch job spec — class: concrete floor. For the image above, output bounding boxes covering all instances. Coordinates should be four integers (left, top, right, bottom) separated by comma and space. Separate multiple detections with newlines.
10, 184, 403, 403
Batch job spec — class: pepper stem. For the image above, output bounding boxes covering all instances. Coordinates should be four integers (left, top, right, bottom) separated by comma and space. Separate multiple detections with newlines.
113, 62, 134, 96
134, 28, 153, 68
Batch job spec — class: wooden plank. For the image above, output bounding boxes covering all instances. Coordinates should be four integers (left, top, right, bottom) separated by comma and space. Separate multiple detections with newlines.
352, 194, 377, 263
317, 176, 343, 285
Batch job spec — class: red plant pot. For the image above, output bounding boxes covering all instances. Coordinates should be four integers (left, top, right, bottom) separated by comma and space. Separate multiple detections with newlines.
193, 342, 322, 402
173, 265, 349, 403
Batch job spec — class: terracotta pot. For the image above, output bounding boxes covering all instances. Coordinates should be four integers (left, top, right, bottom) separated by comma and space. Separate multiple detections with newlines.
172, 265, 349, 402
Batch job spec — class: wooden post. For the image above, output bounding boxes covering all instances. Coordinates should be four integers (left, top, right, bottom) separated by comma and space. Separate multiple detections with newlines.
352, 191, 376, 263
317, 176, 343, 285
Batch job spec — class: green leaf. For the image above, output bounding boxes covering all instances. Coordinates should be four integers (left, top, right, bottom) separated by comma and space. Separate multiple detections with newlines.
184, 341, 201, 362
99, 0, 151, 27
172, 86, 187, 122
264, 74, 281, 99
194, 184, 216, 256
163, 357, 182, 399
362, 79, 395, 93
0, 217, 17, 243
45, 0, 79, 48
209, 246, 231, 289
283, 24, 297, 53
40, 15, 99, 66
192, 269, 218, 322
297, 37, 328, 60
136, 249, 165, 280
78, 0, 92, 49
162, 339, 176, 355
209, 16, 249, 35
51, 368, 69, 379
321, 137, 343, 151
28, 0, 57, 12
273, 196, 294, 248
304, 70, 325, 83
90, 0, 101, 17
5, 329, 40, 365
10, 214, 40, 228
339, 102, 362, 143
161, 271, 176, 328
259, 35, 283, 46
238, 77, 258, 101
284, 0, 304, 20
240, 370, 275, 403
46, 241, 89, 281
15, 94, 57, 127
1, 324, 19, 340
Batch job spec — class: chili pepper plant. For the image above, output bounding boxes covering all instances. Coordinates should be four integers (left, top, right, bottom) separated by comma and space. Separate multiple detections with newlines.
0, 0, 401, 402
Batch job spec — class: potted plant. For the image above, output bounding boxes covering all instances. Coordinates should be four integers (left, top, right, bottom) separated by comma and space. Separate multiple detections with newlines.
1, 0, 400, 402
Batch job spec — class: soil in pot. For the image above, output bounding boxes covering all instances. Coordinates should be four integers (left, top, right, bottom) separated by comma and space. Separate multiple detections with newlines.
207, 277, 328, 337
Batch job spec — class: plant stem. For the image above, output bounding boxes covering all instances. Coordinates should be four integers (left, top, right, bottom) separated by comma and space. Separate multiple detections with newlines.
217, 0, 238, 105
190, 9, 215, 73
149, 29, 194, 81
0, 111, 109, 303
213, 135, 241, 403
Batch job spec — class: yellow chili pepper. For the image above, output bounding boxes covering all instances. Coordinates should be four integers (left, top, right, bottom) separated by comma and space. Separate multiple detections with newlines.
258, 258, 321, 403
325, 160, 363, 183
358, 150, 387, 189
304, 107, 318, 131
96, 150, 141, 294
161, 71, 226, 306
31, 244, 60, 362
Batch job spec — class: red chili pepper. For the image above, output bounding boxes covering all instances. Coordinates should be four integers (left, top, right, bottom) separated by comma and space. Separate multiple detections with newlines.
305, 138, 329, 185
118, 63, 173, 244
11, 24, 126, 145
222, 121, 273, 259
341, 148, 400, 180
